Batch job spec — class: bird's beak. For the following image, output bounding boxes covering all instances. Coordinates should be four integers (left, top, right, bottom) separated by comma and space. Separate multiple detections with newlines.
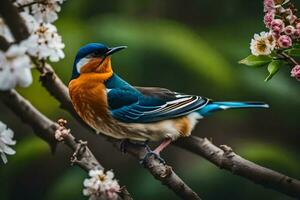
105, 46, 127, 57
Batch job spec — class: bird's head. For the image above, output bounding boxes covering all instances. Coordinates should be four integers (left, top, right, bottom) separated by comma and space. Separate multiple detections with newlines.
71, 43, 127, 80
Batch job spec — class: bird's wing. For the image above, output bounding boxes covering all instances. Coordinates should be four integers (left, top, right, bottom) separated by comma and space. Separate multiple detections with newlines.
107, 86, 209, 123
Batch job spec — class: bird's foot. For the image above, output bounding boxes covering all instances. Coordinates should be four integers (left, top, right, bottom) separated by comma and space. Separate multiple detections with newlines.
140, 145, 166, 166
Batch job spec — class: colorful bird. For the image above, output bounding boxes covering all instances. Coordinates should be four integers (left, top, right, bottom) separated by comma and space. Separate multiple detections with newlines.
68, 43, 269, 162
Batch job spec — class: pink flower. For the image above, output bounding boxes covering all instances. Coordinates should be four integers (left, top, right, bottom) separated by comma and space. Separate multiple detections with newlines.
296, 23, 300, 29
264, 0, 275, 12
271, 19, 285, 34
284, 25, 295, 35
277, 35, 292, 48
291, 65, 300, 81
264, 11, 275, 28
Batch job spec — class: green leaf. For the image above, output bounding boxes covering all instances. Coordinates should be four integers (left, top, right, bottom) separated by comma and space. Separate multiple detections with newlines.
265, 60, 282, 81
286, 48, 300, 57
239, 55, 272, 67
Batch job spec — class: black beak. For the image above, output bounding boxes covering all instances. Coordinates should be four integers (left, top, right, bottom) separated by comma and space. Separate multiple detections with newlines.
105, 46, 127, 57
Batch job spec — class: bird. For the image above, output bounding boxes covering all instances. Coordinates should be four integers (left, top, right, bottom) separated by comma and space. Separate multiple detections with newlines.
68, 43, 269, 162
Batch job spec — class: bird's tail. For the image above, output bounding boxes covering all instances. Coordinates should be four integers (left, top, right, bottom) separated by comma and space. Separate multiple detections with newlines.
198, 101, 269, 116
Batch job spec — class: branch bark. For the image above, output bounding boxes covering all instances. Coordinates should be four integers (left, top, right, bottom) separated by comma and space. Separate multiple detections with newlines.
0, 90, 132, 200
175, 136, 300, 198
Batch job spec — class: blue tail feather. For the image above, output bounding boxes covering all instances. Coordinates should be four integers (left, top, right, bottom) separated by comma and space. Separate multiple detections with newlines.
198, 101, 269, 116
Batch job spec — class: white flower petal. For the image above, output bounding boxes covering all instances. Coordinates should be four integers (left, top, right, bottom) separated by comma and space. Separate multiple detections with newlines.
0, 122, 16, 164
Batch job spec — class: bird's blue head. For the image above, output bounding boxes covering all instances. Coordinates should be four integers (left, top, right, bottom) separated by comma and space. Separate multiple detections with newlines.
71, 43, 127, 80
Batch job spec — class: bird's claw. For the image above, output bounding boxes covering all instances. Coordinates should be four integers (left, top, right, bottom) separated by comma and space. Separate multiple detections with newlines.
140, 150, 166, 166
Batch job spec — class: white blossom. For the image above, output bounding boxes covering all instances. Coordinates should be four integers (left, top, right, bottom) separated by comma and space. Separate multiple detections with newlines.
83, 169, 120, 200
0, 45, 33, 91
250, 31, 276, 56
0, 18, 14, 42
16, 0, 64, 23
21, 23, 65, 62
20, 12, 39, 33
0, 121, 16, 164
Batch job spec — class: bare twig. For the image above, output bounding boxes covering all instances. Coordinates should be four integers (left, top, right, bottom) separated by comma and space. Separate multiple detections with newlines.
281, 52, 299, 66
0, 90, 133, 200
175, 136, 300, 198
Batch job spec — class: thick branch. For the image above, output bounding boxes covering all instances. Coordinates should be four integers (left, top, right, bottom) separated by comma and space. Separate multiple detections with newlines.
175, 136, 300, 198
116, 141, 201, 200
0, 90, 132, 200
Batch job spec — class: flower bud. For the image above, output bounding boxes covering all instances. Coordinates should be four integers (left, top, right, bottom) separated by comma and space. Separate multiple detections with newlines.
277, 35, 292, 48
271, 19, 285, 33
284, 25, 295, 35
291, 65, 300, 81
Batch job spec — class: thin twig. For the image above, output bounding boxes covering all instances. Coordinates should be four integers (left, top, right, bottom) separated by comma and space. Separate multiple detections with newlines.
281, 52, 299, 66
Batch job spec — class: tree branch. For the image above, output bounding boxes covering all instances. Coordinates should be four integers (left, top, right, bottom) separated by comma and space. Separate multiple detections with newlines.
175, 136, 300, 198
113, 140, 202, 200
0, 90, 133, 200
0, 0, 30, 43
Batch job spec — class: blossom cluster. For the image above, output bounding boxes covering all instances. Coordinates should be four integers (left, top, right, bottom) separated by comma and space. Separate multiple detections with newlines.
0, 121, 16, 164
83, 169, 120, 200
0, 0, 65, 91
245, 0, 300, 81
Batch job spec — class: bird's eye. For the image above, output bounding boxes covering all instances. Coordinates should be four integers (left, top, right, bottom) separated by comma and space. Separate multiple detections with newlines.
89, 52, 100, 57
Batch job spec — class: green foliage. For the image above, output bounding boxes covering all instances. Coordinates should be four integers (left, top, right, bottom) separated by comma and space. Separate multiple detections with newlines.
239, 55, 272, 68
265, 60, 282, 82
239, 55, 285, 82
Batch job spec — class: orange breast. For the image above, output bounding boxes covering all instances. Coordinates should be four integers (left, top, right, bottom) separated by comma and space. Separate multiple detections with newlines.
68, 73, 110, 128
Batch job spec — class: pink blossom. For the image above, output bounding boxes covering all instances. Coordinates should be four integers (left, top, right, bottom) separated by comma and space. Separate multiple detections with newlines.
284, 25, 295, 35
296, 23, 300, 29
277, 35, 292, 48
264, 11, 275, 28
264, 0, 275, 12
271, 19, 285, 34
291, 65, 300, 81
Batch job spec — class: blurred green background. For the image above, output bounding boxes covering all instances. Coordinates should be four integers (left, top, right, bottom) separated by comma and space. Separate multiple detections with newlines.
1, 0, 300, 199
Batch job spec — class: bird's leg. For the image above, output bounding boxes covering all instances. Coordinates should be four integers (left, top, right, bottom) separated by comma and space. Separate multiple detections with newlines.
153, 138, 172, 155
140, 138, 172, 165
